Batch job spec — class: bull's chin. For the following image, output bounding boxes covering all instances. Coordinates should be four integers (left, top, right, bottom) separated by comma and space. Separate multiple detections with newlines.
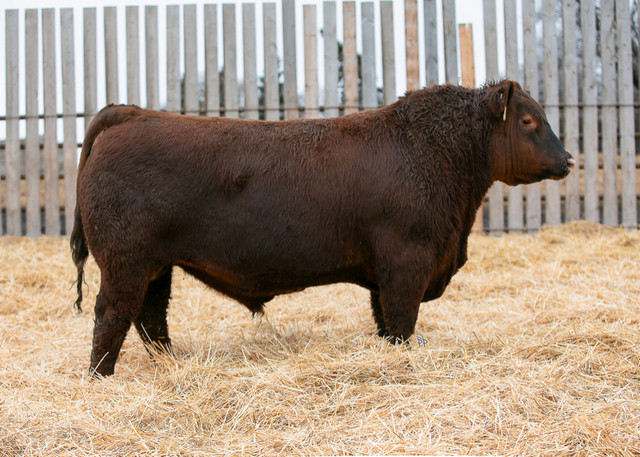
502, 168, 570, 186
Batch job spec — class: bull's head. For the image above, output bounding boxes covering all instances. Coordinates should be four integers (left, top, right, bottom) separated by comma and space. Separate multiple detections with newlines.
488, 80, 575, 186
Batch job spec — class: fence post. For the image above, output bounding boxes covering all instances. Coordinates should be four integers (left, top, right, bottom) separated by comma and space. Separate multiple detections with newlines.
342, 1, 358, 114
282, 0, 298, 119
405, 0, 419, 91
581, 0, 598, 223
243, 4, 259, 120
263, 3, 279, 121
459, 24, 483, 234
126, 6, 140, 105
204, 4, 219, 117
5, 9, 20, 236
380, 1, 396, 105
25, 9, 41, 237
324, 1, 339, 118
442, 0, 457, 83
43, 9, 60, 236
542, 0, 561, 226
424, 0, 438, 86
166, 5, 180, 114
223, 4, 239, 118
504, 0, 523, 233
304, 4, 319, 119
562, 0, 580, 223
61, 8, 77, 236
184, 4, 198, 116
104, 7, 119, 104
361, 2, 377, 110
616, 0, 638, 229
523, 0, 541, 233
145, 6, 159, 110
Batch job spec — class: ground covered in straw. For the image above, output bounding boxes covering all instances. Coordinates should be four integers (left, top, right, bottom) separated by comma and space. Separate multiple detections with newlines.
0, 222, 639, 456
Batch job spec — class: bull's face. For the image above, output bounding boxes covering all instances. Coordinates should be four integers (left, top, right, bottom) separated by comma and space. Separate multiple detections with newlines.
489, 80, 575, 186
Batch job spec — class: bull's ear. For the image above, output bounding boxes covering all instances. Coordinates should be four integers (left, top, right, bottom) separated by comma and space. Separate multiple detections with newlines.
491, 80, 516, 122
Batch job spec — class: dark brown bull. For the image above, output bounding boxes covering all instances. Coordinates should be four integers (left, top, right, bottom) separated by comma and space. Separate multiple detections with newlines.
71, 80, 574, 377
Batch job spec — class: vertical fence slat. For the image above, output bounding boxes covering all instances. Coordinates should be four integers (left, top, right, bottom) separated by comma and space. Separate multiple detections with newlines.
25, 9, 40, 237
484, 0, 503, 234
304, 5, 319, 119
126, 6, 140, 105
42, 9, 59, 236
223, 4, 239, 118
145, 6, 159, 110
616, 0, 638, 229
459, 23, 482, 233
61, 8, 77, 236
166, 5, 180, 113
184, 4, 198, 116
581, 0, 598, 223
504, 0, 523, 232
424, 0, 438, 86
601, 0, 617, 226
282, 0, 298, 119
324, 1, 339, 118
263, 3, 279, 121
522, 0, 540, 232
205, 4, 220, 117
442, 0, 457, 83
562, 0, 580, 222
405, 0, 419, 91
380, 1, 395, 106
342, 1, 358, 114
5, 9, 20, 236
84, 8, 97, 131
243, 4, 259, 120
361, 2, 377, 110
104, 7, 119, 104
542, 0, 560, 226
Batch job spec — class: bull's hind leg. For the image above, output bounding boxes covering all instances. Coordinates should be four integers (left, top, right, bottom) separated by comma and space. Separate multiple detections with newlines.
134, 267, 174, 357
90, 272, 146, 378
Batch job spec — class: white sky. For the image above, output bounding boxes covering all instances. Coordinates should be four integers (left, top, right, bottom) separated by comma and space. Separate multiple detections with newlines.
0, 0, 497, 129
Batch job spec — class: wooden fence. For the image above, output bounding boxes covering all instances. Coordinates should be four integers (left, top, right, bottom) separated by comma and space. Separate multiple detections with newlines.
1, 0, 638, 236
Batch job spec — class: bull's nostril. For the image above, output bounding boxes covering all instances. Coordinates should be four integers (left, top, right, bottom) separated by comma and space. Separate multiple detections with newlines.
567, 158, 576, 169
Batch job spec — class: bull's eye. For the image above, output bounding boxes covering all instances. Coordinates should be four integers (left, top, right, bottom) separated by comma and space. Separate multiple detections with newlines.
521, 116, 535, 128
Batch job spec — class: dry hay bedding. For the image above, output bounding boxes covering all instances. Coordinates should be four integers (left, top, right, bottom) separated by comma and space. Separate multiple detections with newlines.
0, 222, 638, 456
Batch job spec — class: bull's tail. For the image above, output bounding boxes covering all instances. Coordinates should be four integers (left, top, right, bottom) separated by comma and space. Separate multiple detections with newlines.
71, 104, 141, 312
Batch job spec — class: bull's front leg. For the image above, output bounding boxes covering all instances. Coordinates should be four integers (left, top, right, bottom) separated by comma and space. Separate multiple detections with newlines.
374, 255, 429, 344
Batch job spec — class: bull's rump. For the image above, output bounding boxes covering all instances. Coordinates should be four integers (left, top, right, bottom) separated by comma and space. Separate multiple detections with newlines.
79, 112, 395, 294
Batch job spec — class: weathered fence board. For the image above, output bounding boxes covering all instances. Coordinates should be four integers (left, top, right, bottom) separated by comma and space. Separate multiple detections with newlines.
243, 4, 259, 120
562, 0, 581, 223
423, 0, 438, 86
42, 9, 59, 236
204, 4, 219, 117
263, 3, 279, 121
601, 0, 618, 226
380, 1, 396, 105
166, 5, 180, 114
324, 1, 339, 118
342, 1, 358, 114
126, 6, 140, 105
5, 9, 19, 236
304, 5, 319, 119
522, 0, 541, 232
542, 0, 560, 226
483, 0, 503, 234
581, 0, 598, 223
504, 0, 523, 233
361, 2, 376, 110
25, 9, 40, 237
282, 0, 298, 120
145, 6, 159, 111
184, 4, 198, 116
617, 0, 638, 229
104, 7, 119, 104
84, 8, 97, 131
223, 4, 239, 119
1, 1, 638, 236
405, 0, 419, 91
61, 8, 77, 237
